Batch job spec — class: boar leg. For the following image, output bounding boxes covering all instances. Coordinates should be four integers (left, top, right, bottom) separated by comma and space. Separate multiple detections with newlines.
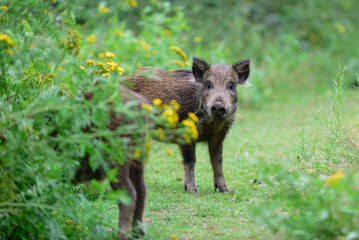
179, 144, 199, 194
208, 140, 230, 193
110, 163, 137, 240
129, 161, 147, 236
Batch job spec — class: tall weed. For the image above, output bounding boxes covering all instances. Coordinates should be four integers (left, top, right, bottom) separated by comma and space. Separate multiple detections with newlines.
254, 67, 359, 240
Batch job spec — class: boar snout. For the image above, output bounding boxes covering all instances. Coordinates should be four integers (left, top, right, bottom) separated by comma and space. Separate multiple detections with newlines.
211, 102, 226, 119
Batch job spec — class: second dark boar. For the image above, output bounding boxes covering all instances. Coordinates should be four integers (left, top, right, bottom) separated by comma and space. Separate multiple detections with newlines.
126, 57, 250, 194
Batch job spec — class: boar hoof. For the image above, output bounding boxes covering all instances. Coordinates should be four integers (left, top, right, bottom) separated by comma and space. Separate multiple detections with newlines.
189, 189, 200, 194
118, 233, 131, 240
133, 220, 146, 236
214, 184, 230, 194
183, 184, 200, 194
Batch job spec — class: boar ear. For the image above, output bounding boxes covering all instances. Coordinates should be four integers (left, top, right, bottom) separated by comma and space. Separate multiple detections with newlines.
233, 59, 250, 84
192, 57, 210, 82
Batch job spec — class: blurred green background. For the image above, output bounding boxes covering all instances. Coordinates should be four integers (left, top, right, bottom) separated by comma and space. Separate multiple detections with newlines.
69, 0, 359, 104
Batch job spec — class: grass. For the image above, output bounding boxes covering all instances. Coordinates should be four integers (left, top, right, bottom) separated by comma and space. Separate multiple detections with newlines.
97, 88, 358, 239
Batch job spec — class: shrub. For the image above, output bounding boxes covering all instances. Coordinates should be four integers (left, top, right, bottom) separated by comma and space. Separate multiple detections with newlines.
0, 1, 197, 238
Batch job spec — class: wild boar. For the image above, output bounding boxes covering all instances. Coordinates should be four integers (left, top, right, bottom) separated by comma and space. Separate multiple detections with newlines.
126, 57, 250, 194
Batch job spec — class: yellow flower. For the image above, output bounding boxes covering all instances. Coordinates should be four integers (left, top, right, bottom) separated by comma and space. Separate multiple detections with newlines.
80, 65, 85, 70
194, 36, 202, 43
164, 29, 172, 35
99, 5, 109, 14
97, 61, 106, 69
86, 34, 96, 44
116, 66, 125, 75
59, 83, 67, 87
174, 60, 184, 68
103, 67, 111, 73
141, 104, 153, 112
138, 40, 151, 52
188, 112, 198, 122
4, 49, 12, 55
162, 108, 179, 128
166, 147, 174, 157
162, 108, 175, 117
170, 100, 180, 111
153, 98, 162, 108
164, 112, 177, 123
325, 169, 344, 186
115, 30, 125, 37
169, 234, 178, 240
125, 0, 138, 8
0, 33, 15, 47
86, 60, 95, 66
106, 59, 118, 70
182, 133, 192, 144
182, 119, 198, 140
170, 46, 188, 64
156, 127, 165, 140
0, 6, 7, 11
335, 23, 346, 34
105, 51, 115, 58
102, 73, 110, 78
98, 52, 105, 58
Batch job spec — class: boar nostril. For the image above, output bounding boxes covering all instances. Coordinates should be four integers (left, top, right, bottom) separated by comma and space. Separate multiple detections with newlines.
211, 104, 226, 117
218, 107, 226, 116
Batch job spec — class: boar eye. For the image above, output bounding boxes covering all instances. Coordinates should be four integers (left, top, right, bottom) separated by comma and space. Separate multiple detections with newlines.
205, 81, 213, 90
228, 82, 235, 90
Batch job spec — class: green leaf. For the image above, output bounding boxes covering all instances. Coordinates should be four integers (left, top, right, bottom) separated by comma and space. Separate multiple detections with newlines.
90, 179, 103, 193
106, 168, 119, 183
108, 190, 132, 205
